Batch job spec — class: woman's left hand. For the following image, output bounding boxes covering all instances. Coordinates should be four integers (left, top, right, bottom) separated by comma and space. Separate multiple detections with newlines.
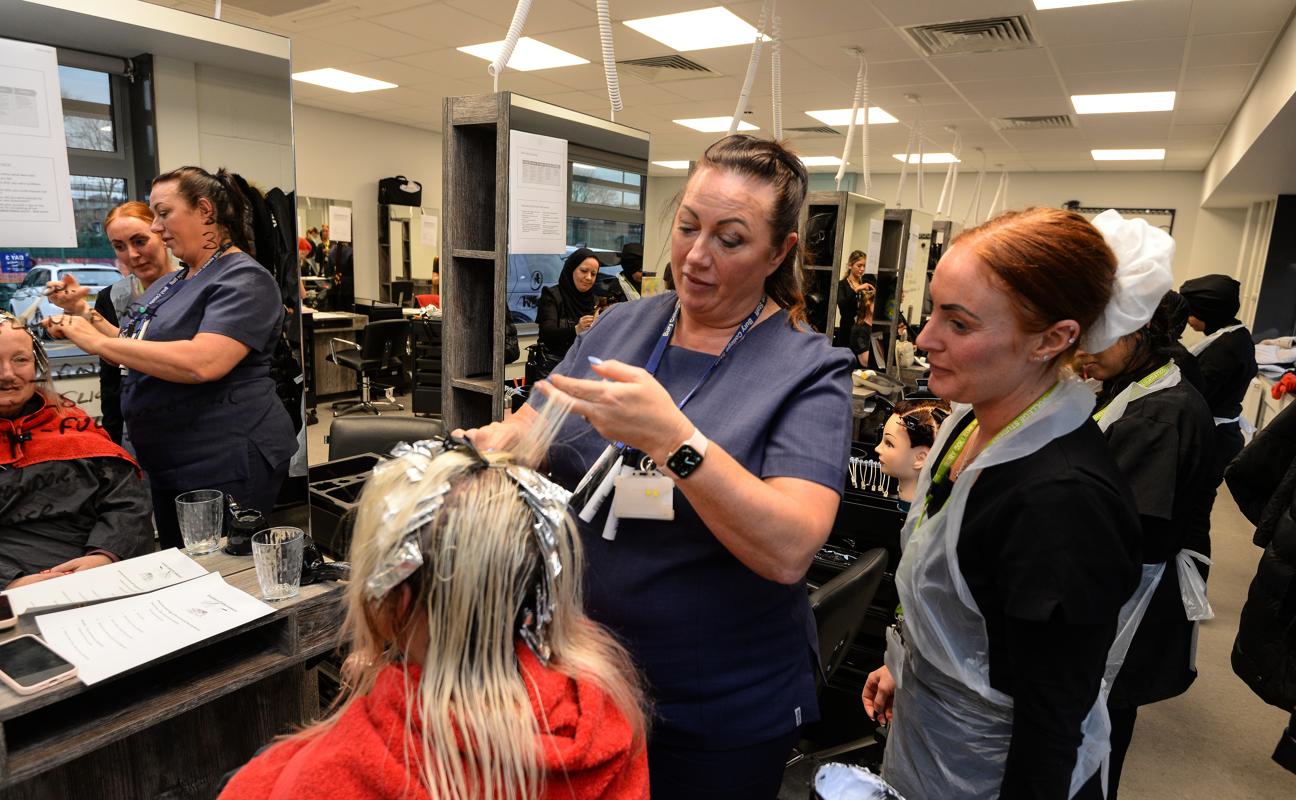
44, 314, 106, 353
47, 555, 113, 574
539, 359, 692, 465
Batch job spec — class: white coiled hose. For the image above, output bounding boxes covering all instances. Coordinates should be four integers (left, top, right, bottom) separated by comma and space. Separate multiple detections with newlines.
988, 168, 1009, 217
770, 9, 782, 139
489, 0, 533, 92
894, 125, 916, 207
936, 129, 961, 220
915, 113, 926, 210
597, 0, 622, 120
728, 0, 769, 137
962, 149, 987, 226
836, 52, 867, 191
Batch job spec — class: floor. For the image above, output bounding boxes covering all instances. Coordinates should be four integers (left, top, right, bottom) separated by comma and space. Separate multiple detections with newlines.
306, 405, 1295, 798
780, 490, 1296, 799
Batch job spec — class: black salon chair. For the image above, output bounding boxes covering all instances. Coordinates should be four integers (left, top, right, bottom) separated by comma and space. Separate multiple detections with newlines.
327, 319, 411, 417
326, 415, 445, 460
355, 298, 404, 322
390, 280, 415, 308
787, 547, 890, 774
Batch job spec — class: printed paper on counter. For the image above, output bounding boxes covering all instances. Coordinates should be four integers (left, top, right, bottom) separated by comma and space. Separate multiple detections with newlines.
4, 548, 209, 615
36, 572, 274, 685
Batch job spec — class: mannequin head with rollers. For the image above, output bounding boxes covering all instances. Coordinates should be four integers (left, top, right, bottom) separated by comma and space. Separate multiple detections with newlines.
876, 398, 951, 502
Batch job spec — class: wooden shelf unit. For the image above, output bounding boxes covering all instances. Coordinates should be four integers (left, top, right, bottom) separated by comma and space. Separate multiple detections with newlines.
801, 190, 886, 345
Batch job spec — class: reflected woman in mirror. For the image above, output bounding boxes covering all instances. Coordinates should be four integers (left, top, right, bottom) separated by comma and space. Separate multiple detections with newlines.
46, 201, 176, 450
834, 249, 873, 348
45, 166, 297, 550
537, 249, 599, 364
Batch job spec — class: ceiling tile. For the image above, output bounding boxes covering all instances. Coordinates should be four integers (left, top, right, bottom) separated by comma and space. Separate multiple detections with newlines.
334, 58, 454, 88
444, 0, 596, 36
494, 71, 582, 97
1062, 68, 1179, 95
1031, 0, 1193, 46
1175, 88, 1244, 112
306, 19, 441, 59
784, 27, 919, 66
1182, 64, 1258, 92
1163, 157, 1209, 169
974, 97, 1074, 118
1074, 110, 1174, 129
1171, 106, 1233, 125
1191, 0, 1295, 36
288, 35, 376, 71
1169, 123, 1225, 140
927, 48, 1056, 82
727, 0, 890, 38
1050, 37, 1186, 75
954, 75, 1061, 102
1188, 32, 1274, 67
367, 4, 512, 47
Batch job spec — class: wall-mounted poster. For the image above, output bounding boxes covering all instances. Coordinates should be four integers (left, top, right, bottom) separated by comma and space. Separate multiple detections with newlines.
509, 131, 567, 255
0, 37, 76, 247
327, 204, 352, 242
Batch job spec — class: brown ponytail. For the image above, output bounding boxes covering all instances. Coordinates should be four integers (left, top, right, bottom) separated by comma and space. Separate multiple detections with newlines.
151, 166, 255, 258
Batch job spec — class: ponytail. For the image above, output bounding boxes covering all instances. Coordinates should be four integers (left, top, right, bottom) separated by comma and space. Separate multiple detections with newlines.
152, 166, 256, 258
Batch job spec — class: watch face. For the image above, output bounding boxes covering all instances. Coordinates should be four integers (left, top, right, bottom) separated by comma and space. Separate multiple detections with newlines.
668, 444, 704, 478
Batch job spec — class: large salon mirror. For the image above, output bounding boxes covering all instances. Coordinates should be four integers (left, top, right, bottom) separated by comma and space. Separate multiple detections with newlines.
0, 0, 309, 527
297, 196, 352, 310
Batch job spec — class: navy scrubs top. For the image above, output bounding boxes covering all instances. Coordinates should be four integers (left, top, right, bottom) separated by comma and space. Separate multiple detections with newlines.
531, 294, 855, 748
120, 251, 297, 491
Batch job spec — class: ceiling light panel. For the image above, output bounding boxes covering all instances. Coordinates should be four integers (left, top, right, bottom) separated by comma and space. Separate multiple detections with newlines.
1092, 149, 1166, 160
1034, 0, 1132, 8
625, 8, 771, 52
652, 161, 691, 169
892, 153, 960, 164
805, 108, 899, 126
292, 68, 397, 93
674, 117, 759, 132
1072, 91, 1175, 114
457, 38, 590, 71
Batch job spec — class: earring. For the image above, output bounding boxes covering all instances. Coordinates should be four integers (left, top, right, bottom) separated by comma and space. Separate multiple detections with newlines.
1068, 337, 1076, 344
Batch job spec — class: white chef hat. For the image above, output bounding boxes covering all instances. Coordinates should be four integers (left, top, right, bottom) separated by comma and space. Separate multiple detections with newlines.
1081, 209, 1176, 353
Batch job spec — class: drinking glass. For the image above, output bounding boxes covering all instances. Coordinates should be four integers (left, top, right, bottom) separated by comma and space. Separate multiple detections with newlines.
252, 527, 305, 601
175, 490, 223, 555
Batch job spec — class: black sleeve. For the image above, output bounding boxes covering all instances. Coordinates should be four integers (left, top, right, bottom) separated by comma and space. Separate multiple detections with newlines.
504, 313, 520, 364
537, 288, 576, 350
836, 281, 856, 320
94, 287, 119, 328
849, 323, 871, 357
1000, 612, 1113, 800
1226, 403, 1296, 526
83, 458, 154, 560
1105, 415, 1179, 522
1197, 341, 1243, 412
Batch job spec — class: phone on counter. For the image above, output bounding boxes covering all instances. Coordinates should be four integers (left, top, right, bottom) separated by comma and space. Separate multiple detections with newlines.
0, 635, 78, 695
0, 595, 15, 631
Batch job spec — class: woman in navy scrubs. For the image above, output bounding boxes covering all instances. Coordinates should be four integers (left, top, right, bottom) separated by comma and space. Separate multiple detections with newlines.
47, 166, 296, 549
460, 135, 855, 798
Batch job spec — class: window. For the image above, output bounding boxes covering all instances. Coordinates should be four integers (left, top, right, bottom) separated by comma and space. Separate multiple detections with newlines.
571, 162, 643, 210
59, 66, 115, 152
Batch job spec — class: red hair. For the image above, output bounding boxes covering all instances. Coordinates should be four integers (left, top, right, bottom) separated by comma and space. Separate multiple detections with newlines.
104, 201, 154, 230
951, 207, 1116, 361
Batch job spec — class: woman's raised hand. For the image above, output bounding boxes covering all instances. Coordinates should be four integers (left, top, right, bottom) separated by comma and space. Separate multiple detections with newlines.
539, 359, 692, 465
576, 315, 595, 334
44, 275, 92, 316
44, 314, 106, 352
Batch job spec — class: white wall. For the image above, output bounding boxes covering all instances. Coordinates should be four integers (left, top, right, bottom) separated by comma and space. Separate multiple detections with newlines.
648, 168, 1230, 286
291, 104, 443, 302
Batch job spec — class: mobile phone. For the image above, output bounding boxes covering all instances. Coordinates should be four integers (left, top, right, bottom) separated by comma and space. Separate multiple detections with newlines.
0, 595, 15, 630
0, 635, 78, 695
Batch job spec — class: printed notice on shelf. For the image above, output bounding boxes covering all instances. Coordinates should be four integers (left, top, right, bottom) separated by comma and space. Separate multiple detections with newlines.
36, 572, 274, 685
328, 205, 352, 242
419, 212, 438, 248
0, 37, 75, 247
509, 131, 567, 255
865, 219, 883, 276
901, 228, 926, 323
4, 549, 209, 615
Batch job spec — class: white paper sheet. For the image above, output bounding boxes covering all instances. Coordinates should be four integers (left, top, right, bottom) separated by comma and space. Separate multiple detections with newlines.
0, 37, 76, 247
328, 205, 352, 242
36, 572, 274, 685
418, 212, 438, 248
901, 228, 926, 324
509, 131, 567, 255
865, 219, 883, 276
4, 549, 208, 615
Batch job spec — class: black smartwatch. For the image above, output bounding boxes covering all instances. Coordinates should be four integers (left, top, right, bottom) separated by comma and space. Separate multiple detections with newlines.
665, 428, 708, 479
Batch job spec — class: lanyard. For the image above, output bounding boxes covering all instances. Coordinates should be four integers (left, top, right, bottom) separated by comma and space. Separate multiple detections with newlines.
644, 294, 767, 412
1092, 361, 1173, 423
121, 243, 231, 340
931, 383, 1060, 487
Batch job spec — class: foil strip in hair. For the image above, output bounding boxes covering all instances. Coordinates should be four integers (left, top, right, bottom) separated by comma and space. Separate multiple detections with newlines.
364, 535, 424, 602
507, 466, 571, 581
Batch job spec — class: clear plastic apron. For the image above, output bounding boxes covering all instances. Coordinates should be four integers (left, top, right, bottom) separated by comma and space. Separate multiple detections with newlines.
1187, 325, 1256, 433
884, 378, 1141, 800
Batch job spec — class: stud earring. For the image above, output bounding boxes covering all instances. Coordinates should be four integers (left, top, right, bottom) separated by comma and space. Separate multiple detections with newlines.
1068, 337, 1076, 344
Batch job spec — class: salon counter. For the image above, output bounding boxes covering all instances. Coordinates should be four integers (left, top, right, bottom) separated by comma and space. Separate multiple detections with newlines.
303, 311, 369, 397
0, 546, 344, 800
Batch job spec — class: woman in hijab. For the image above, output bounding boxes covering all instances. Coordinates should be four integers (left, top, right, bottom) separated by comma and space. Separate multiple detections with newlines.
1179, 274, 1258, 570
616, 243, 643, 302
538, 248, 599, 362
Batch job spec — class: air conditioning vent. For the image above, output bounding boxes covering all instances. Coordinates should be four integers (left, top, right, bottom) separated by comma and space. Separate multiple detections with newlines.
616, 55, 716, 83
785, 126, 842, 138
905, 15, 1039, 57
990, 115, 1075, 130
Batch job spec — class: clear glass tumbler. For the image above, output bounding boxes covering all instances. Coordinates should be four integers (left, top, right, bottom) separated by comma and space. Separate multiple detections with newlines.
175, 490, 223, 555
252, 527, 305, 601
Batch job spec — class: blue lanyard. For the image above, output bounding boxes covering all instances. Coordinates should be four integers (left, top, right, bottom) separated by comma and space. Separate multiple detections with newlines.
121, 244, 231, 339
644, 294, 767, 412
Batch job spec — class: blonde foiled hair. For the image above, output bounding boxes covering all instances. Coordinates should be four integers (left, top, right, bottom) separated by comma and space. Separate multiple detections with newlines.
300, 399, 647, 799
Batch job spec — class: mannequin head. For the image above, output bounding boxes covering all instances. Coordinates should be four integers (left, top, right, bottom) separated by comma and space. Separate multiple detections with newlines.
875, 398, 951, 501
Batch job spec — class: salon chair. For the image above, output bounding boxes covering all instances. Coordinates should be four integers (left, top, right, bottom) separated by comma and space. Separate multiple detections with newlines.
326, 415, 445, 461
390, 280, 414, 308
327, 319, 411, 417
786, 547, 890, 777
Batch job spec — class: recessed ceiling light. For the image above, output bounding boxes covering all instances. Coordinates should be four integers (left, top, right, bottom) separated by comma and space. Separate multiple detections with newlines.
806, 108, 899, 126
1092, 149, 1165, 160
625, 7, 771, 52
892, 153, 960, 164
652, 161, 691, 169
457, 38, 590, 71
674, 117, 759, 132
292, 68, 397, 93
801, 157, 844, 167
1072, 91, 1175, 114
1034, 0, 1132, 9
